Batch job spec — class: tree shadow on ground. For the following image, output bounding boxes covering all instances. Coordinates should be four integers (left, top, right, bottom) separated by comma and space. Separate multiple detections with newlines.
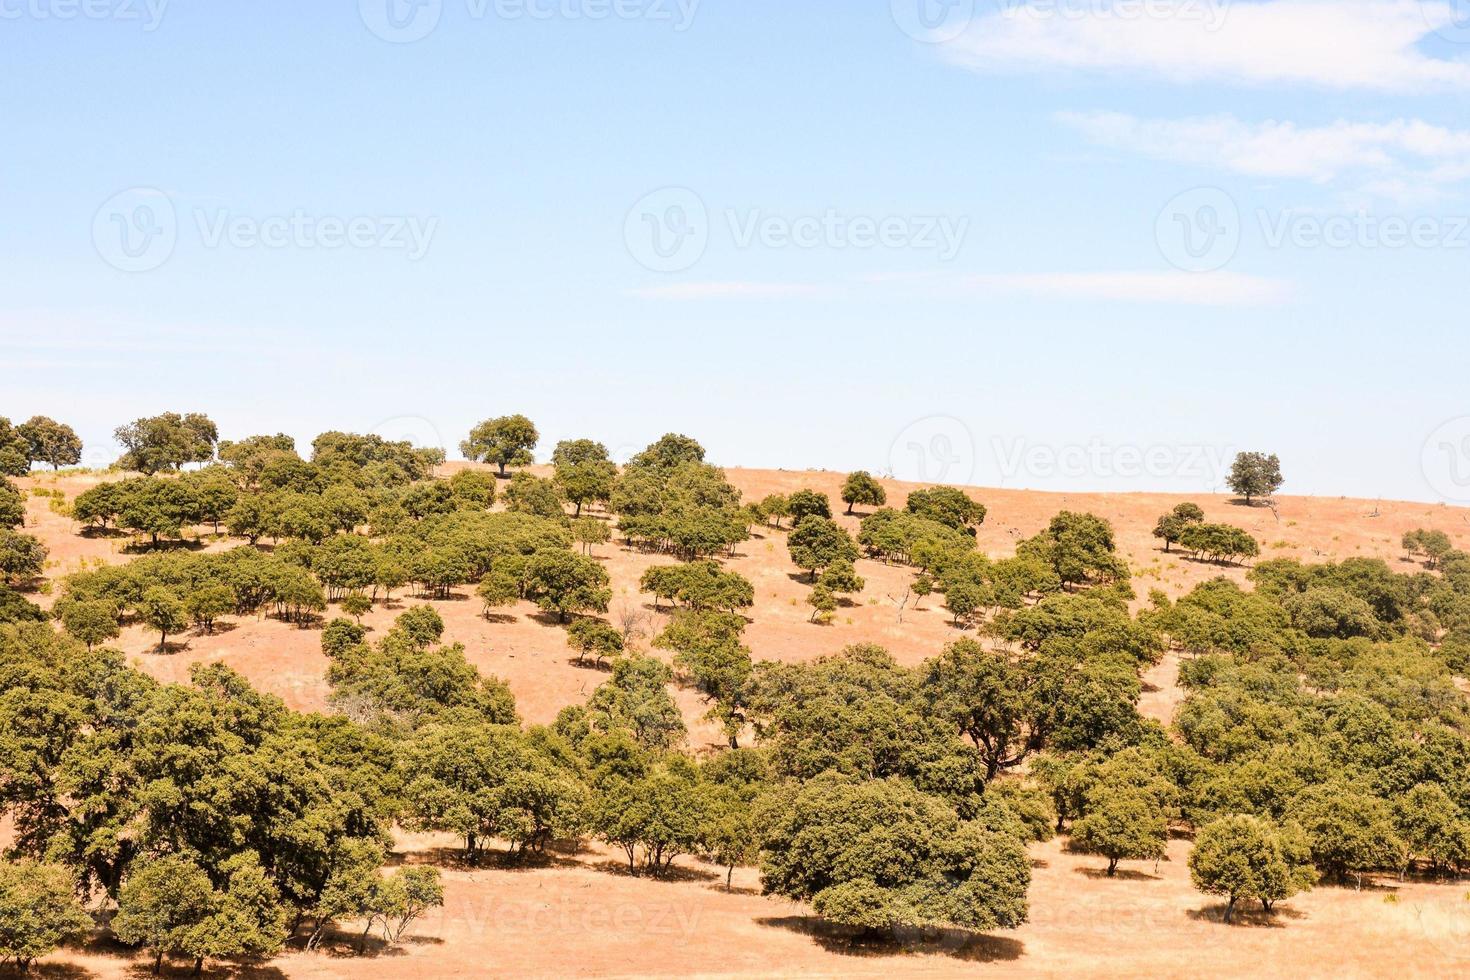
137, 639, 190, 656
1, 964, 96, 979
480, 612, 517, 625
309, 930, 444, 960
79, 526, 129, 539
567, 657, 615, 673
120, 960, 288, 979
1074, 866, 1161, 882
1187, 904, 1306, 928
121, 539, 207, 556
705, 882, 761, 896
402, 845, 581, 874
1178, 555, 1250, 569
756, 916, 1025, 963
587, 858, 722, 885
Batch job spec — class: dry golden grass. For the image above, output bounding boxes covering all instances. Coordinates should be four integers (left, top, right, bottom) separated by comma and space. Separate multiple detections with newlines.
11, 466, 1470, 977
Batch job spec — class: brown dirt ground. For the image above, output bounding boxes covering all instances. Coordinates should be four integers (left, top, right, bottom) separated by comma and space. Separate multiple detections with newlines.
10, 467, 1470, 978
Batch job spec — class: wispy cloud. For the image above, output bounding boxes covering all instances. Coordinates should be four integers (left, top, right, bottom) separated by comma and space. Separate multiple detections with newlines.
623, 281, 835, 301
0, 310, 300, 363
1057, 111, 1470, 198
949, 271, 1290, 305
627, 271, 1290, 307
942, 0, 1470, 93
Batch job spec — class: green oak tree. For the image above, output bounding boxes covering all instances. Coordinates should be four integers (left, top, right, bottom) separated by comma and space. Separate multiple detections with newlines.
787, 516, 859, 580
1189, 815, 1315, 921
0, 860, 92, 972
758, 774, 1031, 935
1228, 452, 1284, 505
841, 471, 887, 514
461, 414, 539, 476
17, 416, 82, 470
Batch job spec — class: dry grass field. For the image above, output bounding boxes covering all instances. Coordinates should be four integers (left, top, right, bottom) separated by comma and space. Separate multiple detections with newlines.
10, 466, 1470, 978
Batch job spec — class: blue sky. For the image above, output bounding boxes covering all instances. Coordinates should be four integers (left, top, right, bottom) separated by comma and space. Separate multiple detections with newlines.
5, 0, 1470, 501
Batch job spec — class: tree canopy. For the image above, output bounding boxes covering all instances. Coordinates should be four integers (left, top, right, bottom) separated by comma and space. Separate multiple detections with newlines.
461, 415, 539, 476
1228, 452, 1284, 505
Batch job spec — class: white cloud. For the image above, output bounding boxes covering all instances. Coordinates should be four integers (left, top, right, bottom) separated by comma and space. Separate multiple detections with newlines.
623, 281, 833, 300
1057, 111, 1470, 194
627, 271, 1289, 306
948, 271, 1290, 305
943, 0, 1470, 93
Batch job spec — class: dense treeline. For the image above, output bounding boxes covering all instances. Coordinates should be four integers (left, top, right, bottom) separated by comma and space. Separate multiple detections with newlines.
0, 622, 433, 971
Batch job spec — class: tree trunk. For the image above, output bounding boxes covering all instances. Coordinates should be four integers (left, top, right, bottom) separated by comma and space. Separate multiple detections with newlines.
726, 865, 734, 890
193, 957, 204, 976
153, 952, 163, 974
1106, 857, 1118, 876
1223, 896, 1235, 923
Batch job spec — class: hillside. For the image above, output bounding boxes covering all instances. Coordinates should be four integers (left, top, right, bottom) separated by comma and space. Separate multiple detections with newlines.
18, 466, 1464, 734
8, 465, 1470, 978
